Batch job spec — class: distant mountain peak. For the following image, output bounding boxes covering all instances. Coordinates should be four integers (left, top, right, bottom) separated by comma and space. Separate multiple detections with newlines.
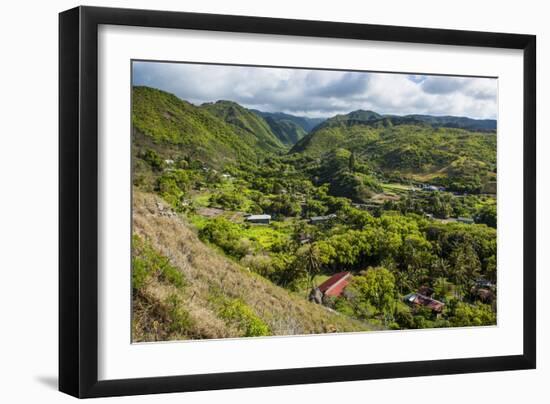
317, 109, 496, 133
347, 110, 383, 119
202, 100, 243, 109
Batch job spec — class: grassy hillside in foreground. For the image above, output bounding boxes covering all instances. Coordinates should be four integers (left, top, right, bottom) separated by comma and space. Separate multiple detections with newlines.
132, 191, 376, 342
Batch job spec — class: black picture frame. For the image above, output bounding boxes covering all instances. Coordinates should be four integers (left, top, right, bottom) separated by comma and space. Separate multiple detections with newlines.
59, 5, 536, 398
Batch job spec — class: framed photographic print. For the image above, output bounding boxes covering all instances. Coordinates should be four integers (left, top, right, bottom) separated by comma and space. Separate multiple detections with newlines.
59, 6, 536, 398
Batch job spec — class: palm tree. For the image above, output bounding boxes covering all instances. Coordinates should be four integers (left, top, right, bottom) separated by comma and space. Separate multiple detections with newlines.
295, 244, 322, 292
450, 243, 481, 298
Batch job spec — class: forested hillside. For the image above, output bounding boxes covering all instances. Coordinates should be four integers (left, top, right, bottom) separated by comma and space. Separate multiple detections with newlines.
132, 86, 282, 167
201, 100, 285, 153
292, 110, 496, 193
252, 110, 325, 145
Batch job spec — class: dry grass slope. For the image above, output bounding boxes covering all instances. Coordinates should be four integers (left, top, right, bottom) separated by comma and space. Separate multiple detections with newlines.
132, 191, 376, 342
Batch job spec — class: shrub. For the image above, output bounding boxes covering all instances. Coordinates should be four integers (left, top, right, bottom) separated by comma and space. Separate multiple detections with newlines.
393, 301, 415, 329
475, 204, 497, 228
140, 148, 164, 171
209, 190, 246, 210
166, 294, 194, 334
448, 301, 496, 327
132, 252, 149, 290
217, 297, 270, 337
265, 194, 302, 217
304, 198, 328, 217
199, 217, 251, 259
132, 234, 185, 291
157, 169, 191, 210
240, 254, 273, 277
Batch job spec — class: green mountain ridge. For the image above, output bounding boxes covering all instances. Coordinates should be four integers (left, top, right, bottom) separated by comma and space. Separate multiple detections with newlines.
132, 87, 284, 167
201, 100, 285, 153
313, 109, 496, 133
399, 114, 496, 132
133, 85, 496, 193
292, 109, 496, 193
252, 110, 325, 132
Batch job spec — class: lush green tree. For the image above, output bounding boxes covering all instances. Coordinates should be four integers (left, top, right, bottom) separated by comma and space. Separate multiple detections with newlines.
449, 242, 481, 295
430, 257, 451, 279
432, 277, 454, 300
210, 190, 246, 210
393, 301, 415, 329
448, 301, 496, 327
304, 198, 328, 217
349, 151, 356, 172
199, 217, 251, 259
485, 255, 497, 282
140, 148, 164, 171
400, 233, 433, 271
347, 267, 397, 323
475, 204, 497, 228
266, 194, 301, 217
341, 206, 374, 230
429, 192, 452, 219
157, 170, 191, 209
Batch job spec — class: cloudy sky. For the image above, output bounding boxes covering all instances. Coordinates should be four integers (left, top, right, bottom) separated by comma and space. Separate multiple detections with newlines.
133, 61, 497, 119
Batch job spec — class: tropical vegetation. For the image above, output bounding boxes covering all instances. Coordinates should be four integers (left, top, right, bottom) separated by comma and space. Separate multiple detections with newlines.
131, 85, 497, 341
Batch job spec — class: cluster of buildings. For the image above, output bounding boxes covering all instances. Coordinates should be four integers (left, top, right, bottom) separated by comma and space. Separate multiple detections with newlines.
308, 272, 448, 316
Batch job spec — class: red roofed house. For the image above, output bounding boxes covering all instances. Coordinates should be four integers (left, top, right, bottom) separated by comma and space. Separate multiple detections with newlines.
404, 293, 445, 314
309, 272, 351, 304
318, 272, 351, 297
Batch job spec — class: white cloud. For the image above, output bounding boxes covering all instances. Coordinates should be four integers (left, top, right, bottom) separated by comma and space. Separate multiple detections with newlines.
133, 61, 497, 119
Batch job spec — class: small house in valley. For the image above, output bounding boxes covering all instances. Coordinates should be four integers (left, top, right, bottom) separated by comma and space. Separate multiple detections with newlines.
471, 278, 496, 304
245, 214, 271, 224
309, 272, 351, 304
308, 214, 337, 224
404, 293, 445, 314
422, 184, 446, 192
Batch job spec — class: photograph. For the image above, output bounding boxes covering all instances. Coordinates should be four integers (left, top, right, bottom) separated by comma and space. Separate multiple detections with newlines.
130, 60, 498, 343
